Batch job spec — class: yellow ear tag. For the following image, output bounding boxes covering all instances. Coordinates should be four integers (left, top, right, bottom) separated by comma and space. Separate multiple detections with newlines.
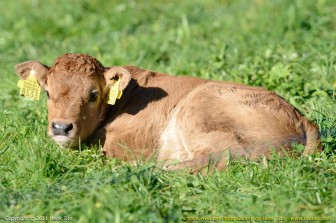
107, 77, 123, 105
17, 69, 41, 100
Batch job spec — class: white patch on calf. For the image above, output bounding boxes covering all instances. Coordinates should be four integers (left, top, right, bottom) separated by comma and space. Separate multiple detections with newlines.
158, 110, 193, 161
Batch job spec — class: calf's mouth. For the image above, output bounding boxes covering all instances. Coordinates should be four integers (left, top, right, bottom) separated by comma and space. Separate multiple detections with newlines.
52, 135, 77, 148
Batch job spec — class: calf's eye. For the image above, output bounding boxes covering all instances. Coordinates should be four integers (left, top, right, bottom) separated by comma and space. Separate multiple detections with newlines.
89, 90, 98, 102
46, 91, 50, 99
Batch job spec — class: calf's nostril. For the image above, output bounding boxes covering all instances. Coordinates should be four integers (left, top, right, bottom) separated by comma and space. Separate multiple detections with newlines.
64, 123, 73, 133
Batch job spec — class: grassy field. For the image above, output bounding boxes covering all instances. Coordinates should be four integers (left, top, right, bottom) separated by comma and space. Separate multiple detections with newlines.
1, 0, 336, 222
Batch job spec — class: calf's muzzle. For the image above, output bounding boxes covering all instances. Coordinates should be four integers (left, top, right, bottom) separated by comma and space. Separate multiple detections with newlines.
51, 122, 73, 136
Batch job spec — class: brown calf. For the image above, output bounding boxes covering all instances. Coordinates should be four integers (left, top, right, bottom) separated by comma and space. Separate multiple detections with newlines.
15, 53, 321, 171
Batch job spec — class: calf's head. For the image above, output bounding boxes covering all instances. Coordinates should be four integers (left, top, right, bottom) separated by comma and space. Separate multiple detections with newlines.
15, 53, 131, 147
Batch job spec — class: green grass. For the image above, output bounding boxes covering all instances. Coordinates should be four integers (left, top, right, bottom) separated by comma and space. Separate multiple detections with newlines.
1, 0, 336, 222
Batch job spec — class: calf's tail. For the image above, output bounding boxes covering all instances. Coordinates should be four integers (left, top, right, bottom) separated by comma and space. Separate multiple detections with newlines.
302, 117, 321, 155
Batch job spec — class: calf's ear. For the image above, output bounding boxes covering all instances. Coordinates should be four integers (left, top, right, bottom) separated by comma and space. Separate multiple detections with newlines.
103, 66, 131, 91
15, 60, 49, 89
